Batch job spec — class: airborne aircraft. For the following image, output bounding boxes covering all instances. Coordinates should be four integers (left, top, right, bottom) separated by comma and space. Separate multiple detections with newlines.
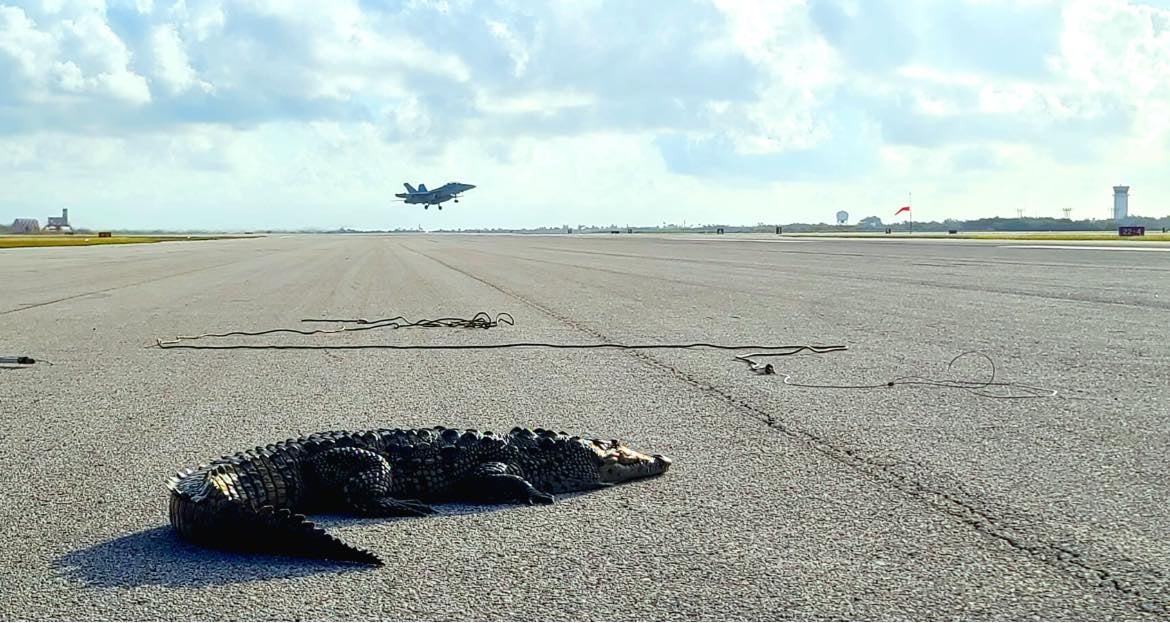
394, 182, 476, 210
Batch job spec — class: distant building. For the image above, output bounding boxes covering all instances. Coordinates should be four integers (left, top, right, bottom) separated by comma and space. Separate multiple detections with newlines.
1113, 186, 1129, 221
10, 218, 40, 233
45, 208, 72, 232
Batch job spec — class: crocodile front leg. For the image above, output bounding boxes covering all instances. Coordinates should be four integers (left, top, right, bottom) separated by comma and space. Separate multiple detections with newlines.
304, 447, 435, 517
457, 462, 555, 505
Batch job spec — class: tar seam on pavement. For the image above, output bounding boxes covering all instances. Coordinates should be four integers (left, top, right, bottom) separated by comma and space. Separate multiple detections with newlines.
406, 243, 1170, 616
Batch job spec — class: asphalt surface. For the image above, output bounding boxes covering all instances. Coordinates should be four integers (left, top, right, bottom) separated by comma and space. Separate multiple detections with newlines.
1, 233, 1168, 620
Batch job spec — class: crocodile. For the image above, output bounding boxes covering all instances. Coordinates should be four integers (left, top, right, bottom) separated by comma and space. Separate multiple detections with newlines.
166, 426, 672, 566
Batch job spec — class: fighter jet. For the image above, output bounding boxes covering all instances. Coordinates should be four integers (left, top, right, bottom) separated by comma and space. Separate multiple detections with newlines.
394, 182, 476, 210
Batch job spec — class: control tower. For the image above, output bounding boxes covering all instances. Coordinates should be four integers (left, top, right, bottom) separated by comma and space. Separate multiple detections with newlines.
1113, 186, 1129, 221
45, 208, 72, 232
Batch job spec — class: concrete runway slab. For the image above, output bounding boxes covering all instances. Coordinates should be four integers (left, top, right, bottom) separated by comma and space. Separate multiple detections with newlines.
1, 234, 1168, 620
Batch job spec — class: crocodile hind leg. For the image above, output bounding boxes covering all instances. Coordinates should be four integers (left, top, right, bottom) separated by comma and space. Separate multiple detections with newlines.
457, 462, 555, 505
304, 447, 435, 517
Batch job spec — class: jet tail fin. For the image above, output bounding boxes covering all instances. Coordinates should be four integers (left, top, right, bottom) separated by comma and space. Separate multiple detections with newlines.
403, 183, 416, 193
417, 183, 427, 192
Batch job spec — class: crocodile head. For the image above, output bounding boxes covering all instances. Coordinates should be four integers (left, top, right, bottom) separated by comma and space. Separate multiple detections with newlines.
528, 436, 672, 494
588, 438, 672, 485
507, 428, 672, 494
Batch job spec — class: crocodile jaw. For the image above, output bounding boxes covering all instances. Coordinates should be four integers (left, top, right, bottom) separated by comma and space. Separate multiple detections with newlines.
591, 440, 672, 484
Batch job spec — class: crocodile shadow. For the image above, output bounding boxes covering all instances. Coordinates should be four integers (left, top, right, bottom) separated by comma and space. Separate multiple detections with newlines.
54, 497, 586, 588
54, 526, 369, 588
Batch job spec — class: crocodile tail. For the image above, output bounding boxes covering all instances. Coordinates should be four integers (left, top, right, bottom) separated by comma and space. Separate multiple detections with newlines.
167, 471, 382, 566
245, 504, 383, 566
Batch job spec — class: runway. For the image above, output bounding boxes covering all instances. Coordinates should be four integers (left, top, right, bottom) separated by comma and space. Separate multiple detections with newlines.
2, 233, 1168, 619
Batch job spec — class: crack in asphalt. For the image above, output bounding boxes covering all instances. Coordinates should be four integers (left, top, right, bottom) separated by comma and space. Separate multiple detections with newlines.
0, 258, 251, 316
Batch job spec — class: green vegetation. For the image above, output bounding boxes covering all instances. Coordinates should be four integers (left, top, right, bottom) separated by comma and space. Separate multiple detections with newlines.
867, 215, 1170, 233
427, 215, 1170, 237
0, 235, 234, 249
787, 231, 1170, 242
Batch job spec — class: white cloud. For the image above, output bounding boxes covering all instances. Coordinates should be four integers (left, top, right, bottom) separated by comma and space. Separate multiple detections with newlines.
167, 0, 225, 43
474, 90, 595, 115
485, 18, 530, 77
0, 3, 151, 106
149, 23, 210, 94
58, 11, 152, 103
0, 6, 56, 79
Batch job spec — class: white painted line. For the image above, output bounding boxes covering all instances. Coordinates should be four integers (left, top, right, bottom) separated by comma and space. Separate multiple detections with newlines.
1003, 245, 1170, 252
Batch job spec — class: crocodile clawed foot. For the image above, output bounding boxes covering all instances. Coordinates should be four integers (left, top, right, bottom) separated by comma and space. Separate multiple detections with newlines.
395, 498, 438, 515
354, 496, 437, 518
526, 490, 555, 505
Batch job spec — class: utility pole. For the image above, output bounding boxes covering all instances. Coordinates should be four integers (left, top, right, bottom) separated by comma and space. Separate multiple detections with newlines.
908, 191, 913, 235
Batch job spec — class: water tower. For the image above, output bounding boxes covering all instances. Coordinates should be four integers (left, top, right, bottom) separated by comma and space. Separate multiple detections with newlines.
835, 210, 849, 225
1113, 186, 1129, 221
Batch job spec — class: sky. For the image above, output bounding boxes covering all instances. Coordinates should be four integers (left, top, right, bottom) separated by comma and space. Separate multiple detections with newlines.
1, 0, 1168, 231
